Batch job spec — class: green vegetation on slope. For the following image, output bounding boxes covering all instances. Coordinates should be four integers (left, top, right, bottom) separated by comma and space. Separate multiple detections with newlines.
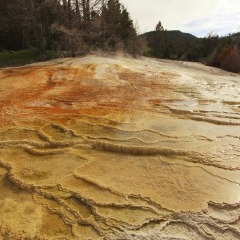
0, 50, 57, 68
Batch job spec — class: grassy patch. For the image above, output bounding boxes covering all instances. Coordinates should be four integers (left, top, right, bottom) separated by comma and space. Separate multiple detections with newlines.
0, 49, 58, 68
144, 47, 154, 57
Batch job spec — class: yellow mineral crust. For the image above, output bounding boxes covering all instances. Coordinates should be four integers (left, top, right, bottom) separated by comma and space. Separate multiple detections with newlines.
0, 56, 240, 239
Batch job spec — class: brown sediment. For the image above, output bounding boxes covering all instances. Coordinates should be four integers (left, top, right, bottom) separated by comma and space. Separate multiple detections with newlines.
0, 56, 240, 239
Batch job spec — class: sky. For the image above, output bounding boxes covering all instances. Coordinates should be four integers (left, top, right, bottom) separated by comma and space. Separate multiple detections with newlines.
120, 0, 240, 37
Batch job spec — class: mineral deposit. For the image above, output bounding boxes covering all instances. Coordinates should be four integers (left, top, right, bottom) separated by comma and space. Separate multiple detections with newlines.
0, 56, 240, 239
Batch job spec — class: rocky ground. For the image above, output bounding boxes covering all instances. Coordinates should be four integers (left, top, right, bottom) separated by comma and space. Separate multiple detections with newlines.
0, 55, 240, 239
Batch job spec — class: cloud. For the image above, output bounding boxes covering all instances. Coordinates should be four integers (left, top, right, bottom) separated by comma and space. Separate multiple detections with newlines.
234, 25, 240, 33
183, 11, 240, 37
120, 0, 240, 37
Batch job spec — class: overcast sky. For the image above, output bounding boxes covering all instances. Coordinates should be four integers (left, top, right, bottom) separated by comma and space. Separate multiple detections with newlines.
120, 0, 240, 37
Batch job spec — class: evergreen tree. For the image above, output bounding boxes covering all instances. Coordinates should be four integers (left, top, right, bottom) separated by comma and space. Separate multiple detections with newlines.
153, 21, 165, 58
163, 29, 171, 58
151, 21, 172, 58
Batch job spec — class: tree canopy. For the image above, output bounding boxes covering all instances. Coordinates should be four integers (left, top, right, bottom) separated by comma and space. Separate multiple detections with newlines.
0, 0, 146, 57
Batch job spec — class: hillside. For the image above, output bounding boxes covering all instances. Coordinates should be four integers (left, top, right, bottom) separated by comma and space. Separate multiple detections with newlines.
0, 56, 240, 239
142, 30, 198, 42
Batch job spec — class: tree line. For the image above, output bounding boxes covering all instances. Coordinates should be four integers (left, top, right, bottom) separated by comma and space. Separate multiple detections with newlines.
146, 21, 240, 73
0, 0, 146, 57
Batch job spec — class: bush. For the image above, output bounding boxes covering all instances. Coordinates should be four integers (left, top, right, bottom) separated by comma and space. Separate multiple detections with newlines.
206, 49, 217, 66
221, 45, 240, 73
216, 46, 232, 67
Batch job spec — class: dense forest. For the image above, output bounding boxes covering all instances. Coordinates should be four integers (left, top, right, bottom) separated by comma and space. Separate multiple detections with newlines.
0, 0, 240, 73
0, 0, 146, 57
144, 21, 240, 73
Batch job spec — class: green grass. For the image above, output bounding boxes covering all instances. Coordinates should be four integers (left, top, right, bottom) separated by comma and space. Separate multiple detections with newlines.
144, 47, 154, 58
0, 49, 58, 68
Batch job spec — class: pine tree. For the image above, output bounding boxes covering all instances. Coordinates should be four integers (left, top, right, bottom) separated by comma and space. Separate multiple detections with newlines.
153, 21, 166, 58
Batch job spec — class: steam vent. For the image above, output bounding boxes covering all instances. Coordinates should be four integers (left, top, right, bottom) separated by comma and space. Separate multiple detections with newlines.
1, 56, 240, 239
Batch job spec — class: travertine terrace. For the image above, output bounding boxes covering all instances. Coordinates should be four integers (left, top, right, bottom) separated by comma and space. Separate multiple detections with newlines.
0, 55, 240, 239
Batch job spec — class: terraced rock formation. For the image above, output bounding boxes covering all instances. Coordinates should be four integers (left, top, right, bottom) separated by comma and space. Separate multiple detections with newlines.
0, 56, 240, 239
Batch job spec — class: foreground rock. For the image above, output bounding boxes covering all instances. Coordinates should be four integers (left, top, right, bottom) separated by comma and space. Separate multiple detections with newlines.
0, 56, 240, 239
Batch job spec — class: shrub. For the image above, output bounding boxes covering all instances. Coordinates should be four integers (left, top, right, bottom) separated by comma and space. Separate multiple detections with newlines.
221, 45, 240, 73
206, 49, 217, 66
216, 46, 232, 67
